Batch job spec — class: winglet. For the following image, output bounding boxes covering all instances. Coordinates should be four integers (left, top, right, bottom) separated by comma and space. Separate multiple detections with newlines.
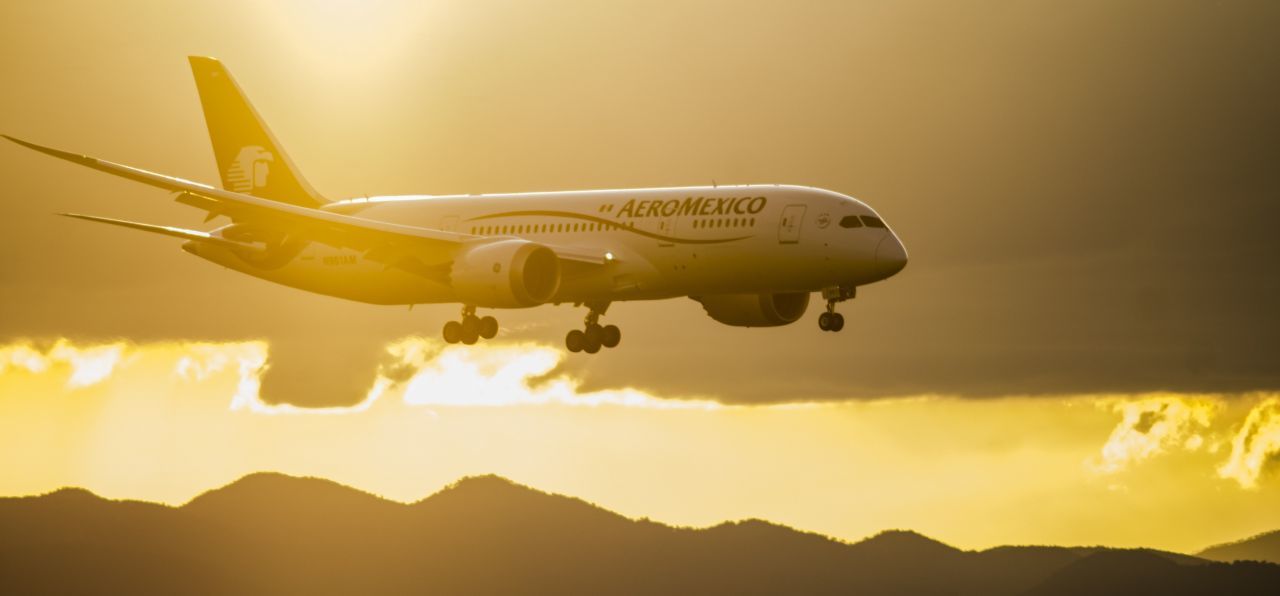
3, 134, 96, 167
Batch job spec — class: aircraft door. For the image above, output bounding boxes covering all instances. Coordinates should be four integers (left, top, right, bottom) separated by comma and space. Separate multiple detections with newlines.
778, 204, 806, 244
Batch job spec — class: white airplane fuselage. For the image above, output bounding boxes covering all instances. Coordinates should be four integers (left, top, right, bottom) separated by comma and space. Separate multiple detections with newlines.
9, 56, 906, 350
187, 184, 908, 307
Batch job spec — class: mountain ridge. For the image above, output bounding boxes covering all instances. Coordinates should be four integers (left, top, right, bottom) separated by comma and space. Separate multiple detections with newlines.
1199, 530, 1280, 565
2, 472, 1277, 595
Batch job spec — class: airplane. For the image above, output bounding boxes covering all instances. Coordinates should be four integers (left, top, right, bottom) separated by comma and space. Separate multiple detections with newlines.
4, 56, 907, 354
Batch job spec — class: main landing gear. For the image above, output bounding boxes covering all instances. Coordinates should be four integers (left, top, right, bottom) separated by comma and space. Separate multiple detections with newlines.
442, 305, 499, 345
818, 285, 855, 333
565, 302, 621, 354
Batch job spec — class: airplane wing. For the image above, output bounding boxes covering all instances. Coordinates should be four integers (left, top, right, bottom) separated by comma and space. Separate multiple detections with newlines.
59, 213, 262, 252
3, 135, 609, 268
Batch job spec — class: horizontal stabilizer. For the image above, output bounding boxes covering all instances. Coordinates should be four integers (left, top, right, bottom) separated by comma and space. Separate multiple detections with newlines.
59, 213, 258, 252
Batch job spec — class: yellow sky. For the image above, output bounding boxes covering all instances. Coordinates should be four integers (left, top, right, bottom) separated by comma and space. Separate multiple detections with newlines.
4, 0, 1279, 406
2, 338, 1277, 553
2, 0, 1279, 560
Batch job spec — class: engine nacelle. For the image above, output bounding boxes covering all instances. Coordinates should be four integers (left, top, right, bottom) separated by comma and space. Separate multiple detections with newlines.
695, 292, 810, 327
451, 240, 561, 308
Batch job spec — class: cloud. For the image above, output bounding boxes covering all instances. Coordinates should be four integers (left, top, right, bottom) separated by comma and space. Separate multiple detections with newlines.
5, 338, 1279, 492
183, 339, 393, 415
1086, 393, 1280, 490
0, 339, 127, 389
1218, 397, 1280, 489
173, 341, 374, 416
1089, 394, 1219, 474
173, 341, 266, 383
384, 337, 722, 410
169, 337, 721, 413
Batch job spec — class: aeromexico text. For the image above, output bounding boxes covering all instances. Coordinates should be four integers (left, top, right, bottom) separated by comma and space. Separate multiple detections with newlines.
613, 196, 767, 219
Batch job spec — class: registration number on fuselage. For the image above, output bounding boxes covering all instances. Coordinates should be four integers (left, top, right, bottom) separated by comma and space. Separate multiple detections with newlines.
323, 255, 357, 266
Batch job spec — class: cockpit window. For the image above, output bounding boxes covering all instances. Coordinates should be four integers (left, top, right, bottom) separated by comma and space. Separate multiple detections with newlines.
839, 215, 863, 228
860, 215, 887, 228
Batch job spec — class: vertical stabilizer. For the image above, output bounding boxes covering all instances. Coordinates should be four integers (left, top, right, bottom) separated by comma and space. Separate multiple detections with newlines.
188, 56, 326, 207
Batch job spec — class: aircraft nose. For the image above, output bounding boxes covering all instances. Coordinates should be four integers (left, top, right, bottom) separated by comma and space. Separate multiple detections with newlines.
874, 235, 908, 278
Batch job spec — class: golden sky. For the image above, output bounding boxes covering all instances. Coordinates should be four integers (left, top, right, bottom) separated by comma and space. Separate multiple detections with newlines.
2, 0, 1279, 554
3, 337, 1279, 553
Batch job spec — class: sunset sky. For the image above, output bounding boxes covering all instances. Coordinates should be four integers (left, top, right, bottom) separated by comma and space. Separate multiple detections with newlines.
2, 0, 1279, 554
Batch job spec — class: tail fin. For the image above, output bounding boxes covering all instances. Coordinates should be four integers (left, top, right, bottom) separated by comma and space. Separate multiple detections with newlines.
188, 56, 327, 207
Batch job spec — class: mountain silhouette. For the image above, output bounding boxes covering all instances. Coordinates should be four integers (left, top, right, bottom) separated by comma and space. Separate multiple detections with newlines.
1, 473, 1277, 595
1199, 530, 1280, 565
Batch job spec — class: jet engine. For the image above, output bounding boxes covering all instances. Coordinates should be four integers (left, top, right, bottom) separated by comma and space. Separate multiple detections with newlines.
694, 292, 810, 327
451, 239, 561, 308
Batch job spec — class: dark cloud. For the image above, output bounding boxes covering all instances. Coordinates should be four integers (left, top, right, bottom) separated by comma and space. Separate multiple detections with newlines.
2, 0, 1278, 405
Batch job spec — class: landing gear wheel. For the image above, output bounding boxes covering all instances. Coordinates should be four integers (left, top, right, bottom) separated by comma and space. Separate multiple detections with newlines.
819, 285, 855, 334
600, 325, 621, 348
460, 316, 480, 345
582, 325, 603, 353
565, 329, 585, 353
568, 302, 616, 355
478, 316, 499, 339
443, 321, 462, 344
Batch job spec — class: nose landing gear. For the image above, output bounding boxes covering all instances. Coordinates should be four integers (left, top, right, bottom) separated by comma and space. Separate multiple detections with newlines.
442, 305, 499, 345
565, 302, 621, 354
818, 285, 855, 333
818, 310, 844, 332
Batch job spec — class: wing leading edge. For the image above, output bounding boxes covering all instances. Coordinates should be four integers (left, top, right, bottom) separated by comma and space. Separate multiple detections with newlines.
3, 135, 610, 267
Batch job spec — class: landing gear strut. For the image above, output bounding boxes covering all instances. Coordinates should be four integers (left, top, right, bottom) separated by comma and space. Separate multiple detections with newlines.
565, 302, 621, 354
818, 285, 855, 332
442, 305, 499, 345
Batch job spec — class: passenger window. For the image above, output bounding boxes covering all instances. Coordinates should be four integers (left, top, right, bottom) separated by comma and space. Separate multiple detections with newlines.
860, 215, 887, 228
839, 216, 863, 228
